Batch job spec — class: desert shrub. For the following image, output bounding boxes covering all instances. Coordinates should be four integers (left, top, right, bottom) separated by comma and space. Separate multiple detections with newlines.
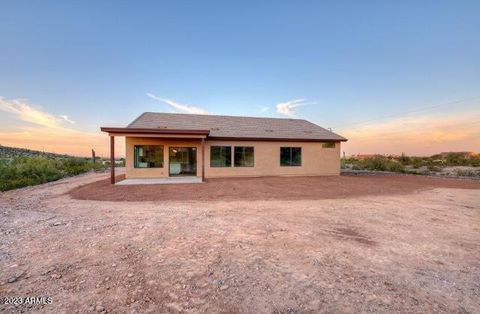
446, 153, 469, 166
398, 153, 411, 165
0, 156, 107, 191
0, 177, 36, 191
60, 158, 94, 175
0, 157, 63, 191
386, 161, 405, 173
354, 156, 404, 173
469, 155, 480, 167
410, 157, 425, 169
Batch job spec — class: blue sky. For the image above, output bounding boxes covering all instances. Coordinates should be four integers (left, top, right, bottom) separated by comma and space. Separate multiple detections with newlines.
0, 1, 479, 156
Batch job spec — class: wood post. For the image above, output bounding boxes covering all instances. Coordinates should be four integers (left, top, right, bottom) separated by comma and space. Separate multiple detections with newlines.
110, 135, 115, 184
201, 137, 205, 182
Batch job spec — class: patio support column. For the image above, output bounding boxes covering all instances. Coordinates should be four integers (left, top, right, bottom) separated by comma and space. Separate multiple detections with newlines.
201, 137, 205, 182
110, 135, 115, 184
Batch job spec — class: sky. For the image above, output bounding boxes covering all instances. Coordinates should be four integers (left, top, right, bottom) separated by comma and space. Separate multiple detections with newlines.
0, 0, 479, 157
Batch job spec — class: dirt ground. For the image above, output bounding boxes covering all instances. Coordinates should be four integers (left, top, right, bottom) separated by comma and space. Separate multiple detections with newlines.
1, 172, 479, 313
69, 172, 480, 202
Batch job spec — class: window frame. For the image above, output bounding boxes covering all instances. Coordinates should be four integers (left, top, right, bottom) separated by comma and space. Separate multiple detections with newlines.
322, 142, 336, 148
234, 146, 255, 167
134, 145, 164, 168
210, 146, 232, 167
280, 147, 302, 167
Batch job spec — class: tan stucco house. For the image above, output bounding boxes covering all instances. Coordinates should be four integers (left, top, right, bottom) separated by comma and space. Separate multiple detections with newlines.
101, 112, 347, 183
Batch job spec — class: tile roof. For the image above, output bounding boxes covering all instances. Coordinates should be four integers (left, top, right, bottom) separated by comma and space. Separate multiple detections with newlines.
127, 112, 347, 141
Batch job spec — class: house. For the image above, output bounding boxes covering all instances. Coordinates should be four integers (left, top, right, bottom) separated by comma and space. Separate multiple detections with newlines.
100, 112, 347, 183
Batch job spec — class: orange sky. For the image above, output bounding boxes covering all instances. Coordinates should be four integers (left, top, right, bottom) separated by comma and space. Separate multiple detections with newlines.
0, 97, 479, 158
340, 112, 480, 156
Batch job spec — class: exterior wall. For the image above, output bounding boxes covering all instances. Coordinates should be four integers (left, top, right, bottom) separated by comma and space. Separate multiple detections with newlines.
125, 136, 341, 179
205, 140, 341, 178
125, 137, 203, 179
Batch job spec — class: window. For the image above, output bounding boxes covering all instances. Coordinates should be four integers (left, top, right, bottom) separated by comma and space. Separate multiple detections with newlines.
322, 143, 336, 148
234, 146, 254, 167
280, 147, 302, 166
210, 146, 231, 167
134, 145, 164, 168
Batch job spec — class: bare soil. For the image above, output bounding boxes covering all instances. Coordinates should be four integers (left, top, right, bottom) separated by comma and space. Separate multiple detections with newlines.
69, 173, 480, 202
1, 172, 479, 313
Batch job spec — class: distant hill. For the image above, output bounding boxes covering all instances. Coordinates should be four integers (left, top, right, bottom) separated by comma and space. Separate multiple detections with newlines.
0, 145, 73, 159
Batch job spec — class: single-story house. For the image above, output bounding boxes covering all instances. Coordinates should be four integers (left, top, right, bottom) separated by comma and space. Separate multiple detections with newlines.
101, 112, 347, 183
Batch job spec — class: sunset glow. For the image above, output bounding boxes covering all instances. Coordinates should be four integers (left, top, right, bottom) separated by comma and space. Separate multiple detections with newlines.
1, 1, 479, 157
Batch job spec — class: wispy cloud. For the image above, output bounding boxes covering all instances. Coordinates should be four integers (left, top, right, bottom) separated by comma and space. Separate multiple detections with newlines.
147, 93, 208, 115
275, 99, 313, 117
259, 106, 270, 113
0, 96, 119, 157
0, 97, 73, 129
59, 115, 75, 124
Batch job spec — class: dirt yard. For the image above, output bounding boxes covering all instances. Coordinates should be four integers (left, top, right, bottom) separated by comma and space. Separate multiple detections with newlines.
1, 172, 479, 313
69, 173, 480, 202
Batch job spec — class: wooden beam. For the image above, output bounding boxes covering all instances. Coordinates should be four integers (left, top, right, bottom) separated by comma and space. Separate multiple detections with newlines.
201, 138, 205, 182
110, 135, 115, 184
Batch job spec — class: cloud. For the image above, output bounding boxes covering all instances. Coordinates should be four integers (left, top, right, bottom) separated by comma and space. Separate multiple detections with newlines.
275, 99, 313, 117
59, 115, 75, 124
0, 96, 123, 157
259, 106, 270, 113
0, 97, 75, 128
147, 93, 208, 115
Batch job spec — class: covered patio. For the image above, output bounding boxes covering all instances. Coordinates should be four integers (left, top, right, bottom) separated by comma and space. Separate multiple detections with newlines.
100, 127, 210, 184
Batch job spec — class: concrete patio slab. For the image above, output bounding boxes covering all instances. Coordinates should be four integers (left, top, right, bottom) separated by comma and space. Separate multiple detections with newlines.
116, 177, 202, 185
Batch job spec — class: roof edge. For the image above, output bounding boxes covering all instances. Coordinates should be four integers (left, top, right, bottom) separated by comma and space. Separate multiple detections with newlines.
100, 127, 210, 135
207, 136, 347, 142
126, 112, 149, 127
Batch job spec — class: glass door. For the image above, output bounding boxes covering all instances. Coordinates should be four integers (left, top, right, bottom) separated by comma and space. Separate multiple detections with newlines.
169, 147, 197, 176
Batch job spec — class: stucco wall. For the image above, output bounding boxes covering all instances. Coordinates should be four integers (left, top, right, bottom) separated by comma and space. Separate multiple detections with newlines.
125, 137, 341, 179
205, 140, 341, 178
125, 137, 203, 178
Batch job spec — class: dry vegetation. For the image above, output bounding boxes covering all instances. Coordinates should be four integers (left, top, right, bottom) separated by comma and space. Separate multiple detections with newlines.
0, 145, 113, 191
342, 153, 480, 177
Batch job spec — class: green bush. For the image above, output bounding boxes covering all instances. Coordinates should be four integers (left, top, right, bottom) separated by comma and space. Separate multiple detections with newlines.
410, 157, 425, 169
446, 153, 469, 166
345, 153, 480, 174
0, 157, 63, 191
469, 155, 480, 167
398, 153, 411, 165
349, 156, 404, 173
0, 156, 107, 191
60, 158, 93, 175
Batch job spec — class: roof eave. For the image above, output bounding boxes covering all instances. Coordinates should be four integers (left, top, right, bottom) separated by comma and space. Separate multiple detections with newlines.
207, 136, 347, 142
100, 127, 211, 135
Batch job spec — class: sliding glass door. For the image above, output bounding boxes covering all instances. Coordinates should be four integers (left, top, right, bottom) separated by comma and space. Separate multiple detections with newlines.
169, 147, 197, 176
